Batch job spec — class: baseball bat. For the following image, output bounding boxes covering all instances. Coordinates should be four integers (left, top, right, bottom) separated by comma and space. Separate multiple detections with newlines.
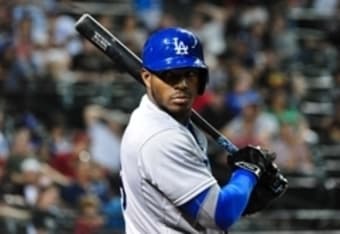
75, 13, 239, 154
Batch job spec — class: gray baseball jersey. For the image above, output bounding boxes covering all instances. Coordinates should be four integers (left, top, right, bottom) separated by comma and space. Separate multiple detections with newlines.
120, 95, 224, 234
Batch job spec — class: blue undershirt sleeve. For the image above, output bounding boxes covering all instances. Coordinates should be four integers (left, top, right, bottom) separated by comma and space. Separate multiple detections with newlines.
179, 168, 257, 230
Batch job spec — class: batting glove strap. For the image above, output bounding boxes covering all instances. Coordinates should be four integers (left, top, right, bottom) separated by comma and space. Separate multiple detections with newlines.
234, 161, 262, 178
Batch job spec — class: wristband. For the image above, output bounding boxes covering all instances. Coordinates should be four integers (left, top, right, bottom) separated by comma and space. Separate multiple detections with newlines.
234, 161, 262, 178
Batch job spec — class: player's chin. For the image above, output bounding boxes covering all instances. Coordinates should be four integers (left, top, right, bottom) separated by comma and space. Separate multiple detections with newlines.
167, 102, 192, 114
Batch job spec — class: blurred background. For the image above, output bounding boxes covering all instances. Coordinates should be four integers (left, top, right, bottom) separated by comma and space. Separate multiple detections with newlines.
0, 0, 340, 233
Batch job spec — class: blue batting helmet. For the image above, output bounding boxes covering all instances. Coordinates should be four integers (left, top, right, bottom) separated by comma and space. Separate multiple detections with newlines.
142, 27, 208, 94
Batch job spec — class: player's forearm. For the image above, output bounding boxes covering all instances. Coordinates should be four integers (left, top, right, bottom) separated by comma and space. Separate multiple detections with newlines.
215, 168, 257, 230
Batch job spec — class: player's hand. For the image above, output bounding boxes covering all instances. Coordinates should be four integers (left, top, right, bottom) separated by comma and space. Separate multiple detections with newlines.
228, 145, 273, 178
229, 145, 288, 216
243, 161, 288, 215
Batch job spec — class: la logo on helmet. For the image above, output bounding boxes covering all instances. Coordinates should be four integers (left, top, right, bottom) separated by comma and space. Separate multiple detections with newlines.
173, 37, 188, 55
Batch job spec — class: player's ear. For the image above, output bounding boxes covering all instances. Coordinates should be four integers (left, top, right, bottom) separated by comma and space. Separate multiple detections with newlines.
141, 69, 152, 88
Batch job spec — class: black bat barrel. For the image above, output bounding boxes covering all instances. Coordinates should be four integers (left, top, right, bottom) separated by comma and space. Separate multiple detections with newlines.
75, 13, 143, 85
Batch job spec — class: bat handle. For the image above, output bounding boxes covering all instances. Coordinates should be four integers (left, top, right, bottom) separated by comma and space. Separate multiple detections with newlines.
191, 110, 239, 154
216, 136, 239, 154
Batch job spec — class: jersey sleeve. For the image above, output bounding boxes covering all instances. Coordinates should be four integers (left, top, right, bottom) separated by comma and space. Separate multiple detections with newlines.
140, 128, 217, 206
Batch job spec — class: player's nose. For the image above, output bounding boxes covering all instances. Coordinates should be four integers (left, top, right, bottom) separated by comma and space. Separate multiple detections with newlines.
174, 76, 188, 89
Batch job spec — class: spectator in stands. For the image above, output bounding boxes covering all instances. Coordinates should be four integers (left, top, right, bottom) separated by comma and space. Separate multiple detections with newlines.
49, 130, 89, 179
118, 14, 147, 54
84, 105, 128, 175
266, 89, 318, 145
48, 113, 73, 158
205, 52, 229, 92
299, 35, 338, 72
0, 155, 6, 197
0, 1, 12, 46
0, 108, 9, 164
189, 2, 228, 66
14, 154, 65, 202
60, 159, 92, 207
238, 3, 269, 30
313, 0, 339, 17
133, 0, 163, 32
6, 127, 36, 185
74, 194, 105, 234
321, 97, 340, 145
198, 87, 233, 131
268, 13, 299, 66
101, 195, 125, 232
156, 12, 177, 30
88, 161, 125, 232
88, 162, 111, 204
88, 162, 124, 231
334, 68, 340, 98
222, 91, 279, 148
20, 157, 42, 207
271, 120, 315, 174
11, 0, 49, 46
42, 12, 75, 82
256, 48, 290, 97
31, 184, 61, 234
224, 65, 256, 117
48, 9, 82, 56
59, 153, 113, 208
5, 15, 38, 95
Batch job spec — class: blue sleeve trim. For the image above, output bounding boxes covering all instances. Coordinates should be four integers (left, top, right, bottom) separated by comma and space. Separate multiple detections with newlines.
179, 188, 209, 219
179, 168, 257, 230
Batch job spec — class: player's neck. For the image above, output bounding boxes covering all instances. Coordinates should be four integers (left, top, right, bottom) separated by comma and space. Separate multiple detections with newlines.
147, 93, 191, 124
171, 112, 191, 125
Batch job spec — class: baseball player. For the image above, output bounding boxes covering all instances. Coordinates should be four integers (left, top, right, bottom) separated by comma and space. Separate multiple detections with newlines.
120, 27, 285, 233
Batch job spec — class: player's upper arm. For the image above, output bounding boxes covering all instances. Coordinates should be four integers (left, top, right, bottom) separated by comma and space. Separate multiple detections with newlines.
140, 128, 216, 206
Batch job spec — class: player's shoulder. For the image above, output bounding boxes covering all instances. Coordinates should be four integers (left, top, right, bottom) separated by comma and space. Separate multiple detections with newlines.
122, 96, 188, 144
132, 95, 182, 130
131, 111, 189, 147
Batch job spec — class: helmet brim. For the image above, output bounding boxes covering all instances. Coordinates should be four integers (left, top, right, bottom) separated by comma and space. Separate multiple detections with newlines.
144, 56, 207, 72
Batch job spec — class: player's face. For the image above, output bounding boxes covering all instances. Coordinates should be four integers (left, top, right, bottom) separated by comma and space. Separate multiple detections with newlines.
142, 68, 201, 122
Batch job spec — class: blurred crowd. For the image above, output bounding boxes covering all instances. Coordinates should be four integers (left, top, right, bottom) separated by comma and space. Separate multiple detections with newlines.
0, 0, 340, 233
